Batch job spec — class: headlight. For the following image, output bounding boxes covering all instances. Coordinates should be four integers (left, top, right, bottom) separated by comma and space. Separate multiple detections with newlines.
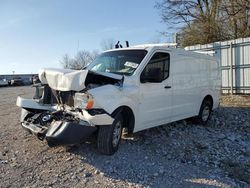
74, 92, 94, 109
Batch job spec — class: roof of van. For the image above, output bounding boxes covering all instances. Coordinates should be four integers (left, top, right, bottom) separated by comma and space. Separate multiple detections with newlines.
105, 43, 216, 61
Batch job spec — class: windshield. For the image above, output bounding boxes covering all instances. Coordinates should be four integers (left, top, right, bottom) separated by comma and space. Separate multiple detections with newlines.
87, 50, 147, 76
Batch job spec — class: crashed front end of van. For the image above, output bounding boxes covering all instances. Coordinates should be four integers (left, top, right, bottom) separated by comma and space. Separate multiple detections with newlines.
16, 68, 123, 146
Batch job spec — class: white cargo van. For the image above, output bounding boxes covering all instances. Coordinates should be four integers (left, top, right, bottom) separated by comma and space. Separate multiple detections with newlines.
16, 44, 221, 155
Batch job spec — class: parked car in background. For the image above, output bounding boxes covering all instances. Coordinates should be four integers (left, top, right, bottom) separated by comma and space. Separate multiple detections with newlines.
11, 76, 24, 86
0, 77, 8, 86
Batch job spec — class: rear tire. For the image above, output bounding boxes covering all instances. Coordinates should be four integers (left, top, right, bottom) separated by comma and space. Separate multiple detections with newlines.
196, 99, 212, 125
97, 113, 123, 155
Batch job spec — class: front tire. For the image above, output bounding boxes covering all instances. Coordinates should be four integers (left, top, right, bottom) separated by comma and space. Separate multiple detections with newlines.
97, 113, 123, 155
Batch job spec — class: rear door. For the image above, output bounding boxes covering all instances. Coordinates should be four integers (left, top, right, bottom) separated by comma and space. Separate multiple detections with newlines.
137, 51, 172, 131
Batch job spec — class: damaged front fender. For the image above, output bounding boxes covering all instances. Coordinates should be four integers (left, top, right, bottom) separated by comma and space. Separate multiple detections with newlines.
80, 110, 114, 126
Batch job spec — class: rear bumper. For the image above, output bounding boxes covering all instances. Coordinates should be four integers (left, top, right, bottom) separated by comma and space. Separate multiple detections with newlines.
21, 120, 97, 146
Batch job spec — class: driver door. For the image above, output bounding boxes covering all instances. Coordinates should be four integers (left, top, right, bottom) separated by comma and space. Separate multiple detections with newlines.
137, 51, 172, 130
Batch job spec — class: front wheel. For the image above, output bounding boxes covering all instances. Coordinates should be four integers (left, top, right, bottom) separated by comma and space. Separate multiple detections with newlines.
97, 113, 123, 155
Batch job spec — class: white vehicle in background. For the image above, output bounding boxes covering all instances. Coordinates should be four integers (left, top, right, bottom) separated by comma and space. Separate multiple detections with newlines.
16, 43, 221, 155
0, 77, 8, 86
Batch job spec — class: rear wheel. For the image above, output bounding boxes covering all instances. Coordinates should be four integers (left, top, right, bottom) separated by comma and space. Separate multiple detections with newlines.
196, 99, 212, 124
97, 113, 123, 155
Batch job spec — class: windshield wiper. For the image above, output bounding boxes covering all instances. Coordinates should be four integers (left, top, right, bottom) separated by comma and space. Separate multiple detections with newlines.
109, 71, 131, 76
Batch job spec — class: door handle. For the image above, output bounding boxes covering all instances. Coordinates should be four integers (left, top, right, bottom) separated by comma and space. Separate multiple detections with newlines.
164, 86, 171, 89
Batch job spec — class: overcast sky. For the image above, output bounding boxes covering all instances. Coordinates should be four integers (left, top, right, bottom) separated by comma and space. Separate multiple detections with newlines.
0, 0, 168, 74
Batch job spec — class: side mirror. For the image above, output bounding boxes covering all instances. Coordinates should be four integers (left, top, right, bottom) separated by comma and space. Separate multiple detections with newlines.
140, 68, 162, 83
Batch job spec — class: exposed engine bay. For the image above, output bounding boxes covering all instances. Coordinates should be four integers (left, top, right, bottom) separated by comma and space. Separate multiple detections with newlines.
17, 69, 123, 146
36, 69, 123, 106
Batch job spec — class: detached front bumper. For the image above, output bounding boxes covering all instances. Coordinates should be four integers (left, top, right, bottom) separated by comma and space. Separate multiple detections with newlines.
22, 120, 97, 146
45, 121, 97, 146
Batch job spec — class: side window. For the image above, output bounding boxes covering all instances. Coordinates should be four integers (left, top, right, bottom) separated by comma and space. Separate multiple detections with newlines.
140, 52, 170, 83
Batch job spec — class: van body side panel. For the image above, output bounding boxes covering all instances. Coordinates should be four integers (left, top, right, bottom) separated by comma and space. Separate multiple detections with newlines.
171, 54, 203, 121
195, 58, 221, 111
209, 59, 221, 109
134, 49, 220, 132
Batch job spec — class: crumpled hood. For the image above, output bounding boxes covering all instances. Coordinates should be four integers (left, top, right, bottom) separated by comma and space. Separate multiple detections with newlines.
39, 68, 88, 91
39, 68, 124, 91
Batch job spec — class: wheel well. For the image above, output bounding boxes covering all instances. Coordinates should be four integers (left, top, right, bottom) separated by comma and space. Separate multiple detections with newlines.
112, 106, 135, 134
203, 95, 213, 109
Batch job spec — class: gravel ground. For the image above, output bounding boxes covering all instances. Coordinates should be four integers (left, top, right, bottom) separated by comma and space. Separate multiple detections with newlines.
0, 86, 250, 188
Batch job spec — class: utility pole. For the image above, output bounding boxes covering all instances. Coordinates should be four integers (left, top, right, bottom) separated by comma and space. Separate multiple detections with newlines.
174, 33, 180, 47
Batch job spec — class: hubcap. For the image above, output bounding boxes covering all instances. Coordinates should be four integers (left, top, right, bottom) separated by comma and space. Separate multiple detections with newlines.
202, 105, 210, 122
112, 121, 122, 147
